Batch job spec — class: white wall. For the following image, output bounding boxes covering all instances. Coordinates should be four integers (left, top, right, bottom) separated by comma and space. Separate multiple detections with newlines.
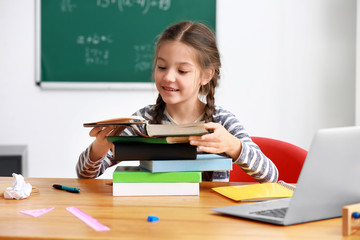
0, 0, 356, 178
217, 0, 356, 145
357, 0, 360, 125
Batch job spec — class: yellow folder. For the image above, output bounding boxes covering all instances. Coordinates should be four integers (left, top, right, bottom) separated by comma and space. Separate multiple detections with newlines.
212, 182, 294, 202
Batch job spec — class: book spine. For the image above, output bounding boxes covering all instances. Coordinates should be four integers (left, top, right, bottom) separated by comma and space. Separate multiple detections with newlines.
139, 159, 233, 173
107, 136, 189, 144
108, 136, 169, 144
113, 182, 199, 196
113, 142, 197, 161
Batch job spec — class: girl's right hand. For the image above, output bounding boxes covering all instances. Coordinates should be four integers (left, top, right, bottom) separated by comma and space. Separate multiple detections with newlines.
89, 126, 125, 161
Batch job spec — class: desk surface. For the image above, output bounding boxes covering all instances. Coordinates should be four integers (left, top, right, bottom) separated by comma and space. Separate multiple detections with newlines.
0, 177, 359, 240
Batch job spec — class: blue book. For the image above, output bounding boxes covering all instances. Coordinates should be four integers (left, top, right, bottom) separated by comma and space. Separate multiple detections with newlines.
139, 154, 233, 173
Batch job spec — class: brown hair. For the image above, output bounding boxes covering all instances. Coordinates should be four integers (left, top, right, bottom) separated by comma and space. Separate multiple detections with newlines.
151, 21, 221, 124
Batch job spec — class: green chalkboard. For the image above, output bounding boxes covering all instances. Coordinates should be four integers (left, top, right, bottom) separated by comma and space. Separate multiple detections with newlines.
38, 0, 216, 87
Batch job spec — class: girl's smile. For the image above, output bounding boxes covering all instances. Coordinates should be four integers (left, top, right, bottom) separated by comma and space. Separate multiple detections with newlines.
162, 86, 179, 92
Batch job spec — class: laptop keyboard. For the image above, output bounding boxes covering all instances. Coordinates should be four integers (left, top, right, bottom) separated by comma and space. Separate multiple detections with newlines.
250, 207, 288, 218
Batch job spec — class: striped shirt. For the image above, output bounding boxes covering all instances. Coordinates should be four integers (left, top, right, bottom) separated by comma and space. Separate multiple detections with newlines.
76, 105, 279, 182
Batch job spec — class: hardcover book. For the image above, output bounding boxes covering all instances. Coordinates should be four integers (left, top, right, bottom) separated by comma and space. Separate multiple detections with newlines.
111, 142, 197, 161
107, 136, 190, 144
84, 117, 208, 137
112, 166, 202, 183
139, 154, 233, 173
113, 182, 199, 196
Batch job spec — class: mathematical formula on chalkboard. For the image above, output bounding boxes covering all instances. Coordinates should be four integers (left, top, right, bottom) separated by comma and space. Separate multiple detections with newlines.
36, 0, 216, 89
75, 32, 153, 74
61, 0, 171, 14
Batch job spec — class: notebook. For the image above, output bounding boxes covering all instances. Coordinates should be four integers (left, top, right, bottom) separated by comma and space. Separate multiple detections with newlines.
212, 126, 360, 225
212, 181, 294, 202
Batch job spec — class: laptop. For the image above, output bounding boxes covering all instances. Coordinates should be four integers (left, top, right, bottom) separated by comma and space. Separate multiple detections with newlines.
212, 126, 360, 225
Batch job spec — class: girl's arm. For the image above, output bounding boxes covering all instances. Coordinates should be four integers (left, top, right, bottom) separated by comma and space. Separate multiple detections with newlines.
189, 111, 279, 183
76, 125, 125, 179
76, 144, 114, 179
76, 106, 153, 178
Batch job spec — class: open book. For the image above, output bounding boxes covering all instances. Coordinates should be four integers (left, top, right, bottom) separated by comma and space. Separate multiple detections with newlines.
83, 117, 208, 137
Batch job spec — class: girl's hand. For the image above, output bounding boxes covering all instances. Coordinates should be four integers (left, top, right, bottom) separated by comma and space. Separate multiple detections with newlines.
89, 125, 125, 161
189, 122, 242, 160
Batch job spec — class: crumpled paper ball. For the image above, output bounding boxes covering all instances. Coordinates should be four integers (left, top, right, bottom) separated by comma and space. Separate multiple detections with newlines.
4, 173, 32, 200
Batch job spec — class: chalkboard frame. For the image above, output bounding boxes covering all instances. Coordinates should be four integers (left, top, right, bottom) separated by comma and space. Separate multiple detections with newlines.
35, 0, 216, 90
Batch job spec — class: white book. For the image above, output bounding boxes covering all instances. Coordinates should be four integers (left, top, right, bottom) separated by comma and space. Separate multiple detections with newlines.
113, 182, 199, 196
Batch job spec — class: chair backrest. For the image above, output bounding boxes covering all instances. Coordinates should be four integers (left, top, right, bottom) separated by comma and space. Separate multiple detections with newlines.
229, 137, 308, 183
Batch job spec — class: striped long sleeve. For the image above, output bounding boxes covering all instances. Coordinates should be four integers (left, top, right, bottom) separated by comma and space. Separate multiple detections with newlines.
212, 106, 278, 183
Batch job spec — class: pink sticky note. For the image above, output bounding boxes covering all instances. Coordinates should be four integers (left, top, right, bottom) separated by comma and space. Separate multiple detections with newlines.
20, 207, 55, 217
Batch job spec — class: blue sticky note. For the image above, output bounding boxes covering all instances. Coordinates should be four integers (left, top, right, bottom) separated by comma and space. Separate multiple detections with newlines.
147, 216, 159, 222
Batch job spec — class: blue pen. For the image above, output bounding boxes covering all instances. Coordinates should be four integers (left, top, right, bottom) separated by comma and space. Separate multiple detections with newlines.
52, 184, 80, 193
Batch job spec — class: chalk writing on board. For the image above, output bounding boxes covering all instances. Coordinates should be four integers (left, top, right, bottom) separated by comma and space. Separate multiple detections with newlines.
85, 47, 110, 65
96, 0, 171, 15
76, 33, 113, 45
134, 44, 154, 72
77, 33, 112, 65
61, 0, 77, 12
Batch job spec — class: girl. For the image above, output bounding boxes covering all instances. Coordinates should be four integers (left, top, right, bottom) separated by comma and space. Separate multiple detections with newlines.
76, 21, 278, 182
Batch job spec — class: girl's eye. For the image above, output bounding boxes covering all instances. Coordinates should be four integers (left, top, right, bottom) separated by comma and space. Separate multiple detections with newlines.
179, 70, 188, 74
157, 66, 166, 70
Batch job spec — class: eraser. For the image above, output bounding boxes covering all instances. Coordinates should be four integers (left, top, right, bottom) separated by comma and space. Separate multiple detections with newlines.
352, 211, 360, 219
147, 215, 159, 222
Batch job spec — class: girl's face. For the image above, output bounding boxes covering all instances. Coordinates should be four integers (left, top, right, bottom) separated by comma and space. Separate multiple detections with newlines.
154, 41, 210, 107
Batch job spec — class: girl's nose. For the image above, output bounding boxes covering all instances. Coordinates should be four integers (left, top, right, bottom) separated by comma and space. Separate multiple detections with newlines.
163, 69, 175, 82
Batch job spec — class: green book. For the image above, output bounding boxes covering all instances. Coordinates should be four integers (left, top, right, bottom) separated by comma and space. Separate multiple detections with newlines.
113, 166, 202, 183
107, 136, 189, 144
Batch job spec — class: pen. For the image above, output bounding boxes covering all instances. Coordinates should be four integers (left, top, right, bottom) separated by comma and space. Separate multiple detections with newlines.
52, 184, 80, 193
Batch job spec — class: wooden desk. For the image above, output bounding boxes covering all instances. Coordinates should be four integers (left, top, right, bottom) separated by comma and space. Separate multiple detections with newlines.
0, 177, 359, 240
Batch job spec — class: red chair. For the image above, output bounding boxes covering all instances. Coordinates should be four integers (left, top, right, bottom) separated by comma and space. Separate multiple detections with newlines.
229, 137, 308, 183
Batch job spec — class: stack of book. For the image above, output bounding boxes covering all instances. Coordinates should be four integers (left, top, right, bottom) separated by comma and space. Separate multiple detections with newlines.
83, 117, 233, 196
112, 154, 233, 196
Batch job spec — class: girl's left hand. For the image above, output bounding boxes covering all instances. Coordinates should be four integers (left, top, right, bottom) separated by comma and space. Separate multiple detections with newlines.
188, 122, 242, 160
